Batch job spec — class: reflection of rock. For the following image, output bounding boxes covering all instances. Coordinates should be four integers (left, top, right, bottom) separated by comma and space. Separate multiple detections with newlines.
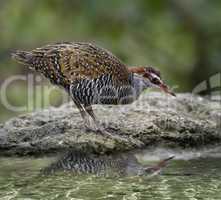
42, 150, 174, 177
0, 93, 220, 156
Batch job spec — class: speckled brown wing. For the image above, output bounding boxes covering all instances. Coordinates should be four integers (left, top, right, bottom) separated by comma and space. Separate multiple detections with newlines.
46, 42, 130, 86
26, 44, 68, 86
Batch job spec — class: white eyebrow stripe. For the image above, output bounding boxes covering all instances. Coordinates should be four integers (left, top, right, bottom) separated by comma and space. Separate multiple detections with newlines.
151, 73, 161, 80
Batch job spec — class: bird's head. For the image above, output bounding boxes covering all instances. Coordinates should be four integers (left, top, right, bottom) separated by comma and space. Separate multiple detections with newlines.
129, 66, 176, 96
142, 156, 175, 176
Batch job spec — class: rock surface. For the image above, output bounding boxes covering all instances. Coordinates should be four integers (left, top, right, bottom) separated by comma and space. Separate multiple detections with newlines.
0, 93, 220, 156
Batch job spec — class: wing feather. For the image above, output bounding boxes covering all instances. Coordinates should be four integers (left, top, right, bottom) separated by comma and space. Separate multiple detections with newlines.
33, 42, 130, 86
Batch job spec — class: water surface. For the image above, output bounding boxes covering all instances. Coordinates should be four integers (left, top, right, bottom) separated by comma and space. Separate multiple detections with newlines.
0, 147, 221, 200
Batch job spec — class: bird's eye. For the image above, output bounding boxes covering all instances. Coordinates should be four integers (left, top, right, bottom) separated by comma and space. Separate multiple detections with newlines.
152, 77, 160, 84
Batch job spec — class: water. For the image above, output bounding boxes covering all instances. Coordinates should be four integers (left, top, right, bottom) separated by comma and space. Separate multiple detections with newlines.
0, 147, 221, 200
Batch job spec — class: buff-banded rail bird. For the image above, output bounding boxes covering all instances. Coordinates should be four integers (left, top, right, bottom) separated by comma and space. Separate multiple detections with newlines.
12, 42, 175, 132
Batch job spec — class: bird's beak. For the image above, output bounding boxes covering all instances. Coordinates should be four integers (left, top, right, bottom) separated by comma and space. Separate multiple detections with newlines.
159, 83, 176, 97
164, 156, 175, 162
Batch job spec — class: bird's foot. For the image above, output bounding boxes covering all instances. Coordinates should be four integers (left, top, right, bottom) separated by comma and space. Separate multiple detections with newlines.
83, 118, 104, 133
83, 117, 94, 132
83, 121, 144, 147
85, 122, 130, 143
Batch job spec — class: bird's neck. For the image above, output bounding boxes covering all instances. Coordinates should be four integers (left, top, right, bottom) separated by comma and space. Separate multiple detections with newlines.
130, 72, 152, 97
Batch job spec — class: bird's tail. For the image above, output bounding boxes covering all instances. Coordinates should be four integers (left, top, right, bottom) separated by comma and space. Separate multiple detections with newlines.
11, 50, 32, 65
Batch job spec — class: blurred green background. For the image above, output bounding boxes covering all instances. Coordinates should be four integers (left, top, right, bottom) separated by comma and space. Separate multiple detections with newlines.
0, 0, 220, 122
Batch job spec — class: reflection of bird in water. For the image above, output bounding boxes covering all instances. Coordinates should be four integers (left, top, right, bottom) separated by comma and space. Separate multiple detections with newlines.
12, 42, 175, 132
42, 151, 174, 177
142, 156, 175, 176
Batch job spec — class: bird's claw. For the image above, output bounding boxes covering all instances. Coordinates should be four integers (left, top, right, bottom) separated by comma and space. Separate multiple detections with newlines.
83, 118, 104, 133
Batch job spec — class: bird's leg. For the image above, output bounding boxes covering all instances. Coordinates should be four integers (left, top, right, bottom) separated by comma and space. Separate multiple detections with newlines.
83, 105, 143, 146
84, 105, 103, 132
73, 99, 90, 130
